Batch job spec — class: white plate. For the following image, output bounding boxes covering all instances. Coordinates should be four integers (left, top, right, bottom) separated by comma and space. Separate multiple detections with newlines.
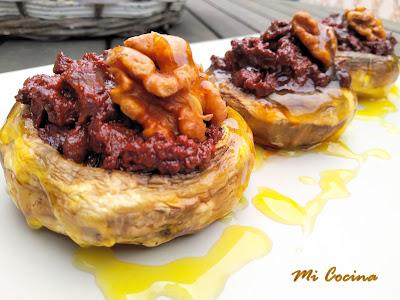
1, 39, 400, 300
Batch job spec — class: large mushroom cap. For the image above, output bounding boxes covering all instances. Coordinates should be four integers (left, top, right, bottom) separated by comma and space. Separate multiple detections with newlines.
209, 68, 357, 149
0, 103, 254, 247
336, 51, 399, 98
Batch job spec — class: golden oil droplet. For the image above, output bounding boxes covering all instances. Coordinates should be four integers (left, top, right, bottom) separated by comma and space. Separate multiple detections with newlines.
298, 176, 316, 185
238, 196, 249, 209
389, 84, 399, 96
26, 217, 42, 229
74, 225, 272, 300
253, 187, 306, 226
253, 168, 357, 233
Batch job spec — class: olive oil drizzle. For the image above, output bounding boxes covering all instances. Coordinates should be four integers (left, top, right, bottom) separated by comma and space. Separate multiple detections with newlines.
253, 168, 357, 233
253, 138, 390, 231
254, 83, 399, 227
314, 140, 391, 162
74, 225, 271, 300
355, 86, 400, 133
254, 145, 272, 169
298, 176, 317, 185
255, 139, 390, 166
357, 97, 397, 120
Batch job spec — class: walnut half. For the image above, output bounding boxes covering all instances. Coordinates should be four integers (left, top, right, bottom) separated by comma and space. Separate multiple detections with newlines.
291, 11, 337, 67
106, 33, 227, 141
345, 6, 386, 41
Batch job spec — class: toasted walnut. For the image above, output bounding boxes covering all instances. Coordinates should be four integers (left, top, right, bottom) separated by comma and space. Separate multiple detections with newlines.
123, 33, 198, 97
344, 6, 386, 41
109, 66, 178, 139
106, 33, 227, 141
291, 11, 337, 67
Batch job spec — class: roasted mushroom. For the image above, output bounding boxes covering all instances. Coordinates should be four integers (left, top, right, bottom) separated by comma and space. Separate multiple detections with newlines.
0, 33, 255, 247
209, 12, 357, 149
323, 7, 399, 98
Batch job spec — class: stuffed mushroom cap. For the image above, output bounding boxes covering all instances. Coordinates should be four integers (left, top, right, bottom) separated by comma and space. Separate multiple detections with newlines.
0, 103, 254, 247
336, 51, 399, 98
209, 12, 357, 149
0, 33, 255, 247
209, 70, 356, 149
323, 7, 399, 98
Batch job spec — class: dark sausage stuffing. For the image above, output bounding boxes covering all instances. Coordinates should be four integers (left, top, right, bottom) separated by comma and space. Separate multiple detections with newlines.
211, 17, 351, 98
16, 52, 222, 175
322, 12, 397, 56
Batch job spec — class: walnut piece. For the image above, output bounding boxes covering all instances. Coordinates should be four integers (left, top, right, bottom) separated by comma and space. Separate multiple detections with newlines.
345, 6, 386, 41
291, 11, 337, 67
106, 33, 227, 141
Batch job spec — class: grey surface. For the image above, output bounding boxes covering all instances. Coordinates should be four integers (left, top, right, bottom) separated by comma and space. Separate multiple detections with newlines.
0, 39, 106, 72
168, 8, 218, 42
185, 0, 255, 37
232, 0, 291, 22
1, 0, 399, 72
204, 0, 268, 32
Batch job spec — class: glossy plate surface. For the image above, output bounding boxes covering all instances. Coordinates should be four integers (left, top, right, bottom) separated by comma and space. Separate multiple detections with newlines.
1, 39, 400, 300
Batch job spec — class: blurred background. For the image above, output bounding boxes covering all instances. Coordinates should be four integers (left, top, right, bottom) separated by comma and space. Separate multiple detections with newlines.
0, 0, 399, 72
304, 0, 400, 20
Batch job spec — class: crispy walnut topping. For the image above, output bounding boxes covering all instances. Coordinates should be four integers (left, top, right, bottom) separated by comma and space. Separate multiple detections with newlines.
344, 6, 386, 41
292, 11, 337, 67
107, 33, 227, 141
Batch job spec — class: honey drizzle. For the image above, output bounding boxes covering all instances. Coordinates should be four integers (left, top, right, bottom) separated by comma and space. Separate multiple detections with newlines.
253, 168, 357, 233
74, 225, 271, 300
